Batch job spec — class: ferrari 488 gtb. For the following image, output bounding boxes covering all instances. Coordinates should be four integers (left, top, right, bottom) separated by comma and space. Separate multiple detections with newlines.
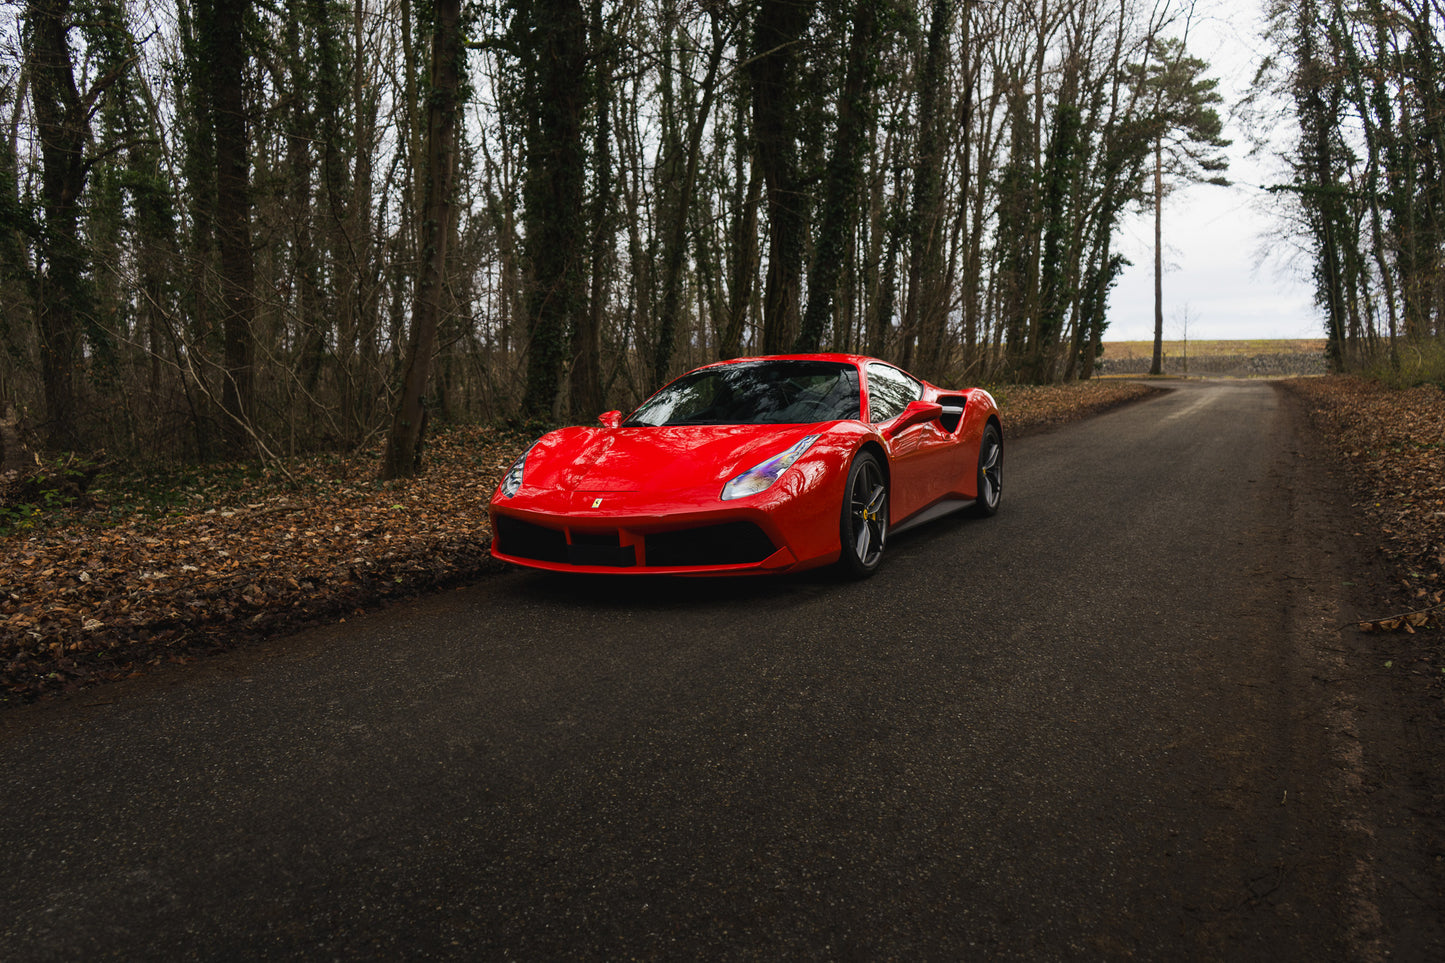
488, 354, 1001, 577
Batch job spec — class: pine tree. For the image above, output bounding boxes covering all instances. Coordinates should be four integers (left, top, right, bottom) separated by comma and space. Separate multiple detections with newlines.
1142, 36, 1230, 376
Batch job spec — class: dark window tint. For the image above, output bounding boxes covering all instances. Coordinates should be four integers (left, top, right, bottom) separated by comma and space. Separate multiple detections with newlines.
866, 363, 922, 423
626, 360, 861, 426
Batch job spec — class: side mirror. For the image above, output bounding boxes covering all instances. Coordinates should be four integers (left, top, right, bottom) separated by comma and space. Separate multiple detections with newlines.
884, 400, 943, 439
598, 410, 622, 429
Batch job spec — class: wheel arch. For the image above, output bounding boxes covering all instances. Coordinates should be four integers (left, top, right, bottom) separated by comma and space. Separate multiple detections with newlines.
855, 438, 890, 485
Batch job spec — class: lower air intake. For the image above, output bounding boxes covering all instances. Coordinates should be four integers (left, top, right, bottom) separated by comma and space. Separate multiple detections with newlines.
495, 516, 568, 563
645, 522, 776, 567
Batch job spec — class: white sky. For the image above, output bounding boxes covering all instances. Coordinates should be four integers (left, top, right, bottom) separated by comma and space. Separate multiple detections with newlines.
1105, 0, 1322, 341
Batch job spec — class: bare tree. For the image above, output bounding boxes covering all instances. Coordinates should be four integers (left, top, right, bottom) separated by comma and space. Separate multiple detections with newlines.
24, 0, 113, 446
380, 0, 462, 479
519, 0, 588, 419
749, 0, 815, 354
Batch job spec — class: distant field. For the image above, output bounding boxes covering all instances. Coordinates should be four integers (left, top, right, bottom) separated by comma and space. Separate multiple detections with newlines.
1102, 339, 1327, 360
1095, 339, 1329, 377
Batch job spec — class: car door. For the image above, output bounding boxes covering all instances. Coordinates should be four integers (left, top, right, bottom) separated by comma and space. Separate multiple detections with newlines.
866, 363, 953, 520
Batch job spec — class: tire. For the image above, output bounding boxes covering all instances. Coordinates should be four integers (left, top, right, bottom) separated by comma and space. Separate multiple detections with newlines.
838, 451, 888, 578
971, 423, 1002, 517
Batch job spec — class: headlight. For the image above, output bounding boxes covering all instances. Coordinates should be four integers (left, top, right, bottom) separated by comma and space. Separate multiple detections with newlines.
499, 443, 537, 498
721, 435, 819, 501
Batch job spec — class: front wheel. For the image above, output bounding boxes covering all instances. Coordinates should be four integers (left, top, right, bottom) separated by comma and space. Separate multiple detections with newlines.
971, 423, 1002, 517
838, 451, 888, 578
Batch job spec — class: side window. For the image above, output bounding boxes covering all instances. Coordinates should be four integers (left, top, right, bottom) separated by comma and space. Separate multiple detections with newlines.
866, 363, 922, 424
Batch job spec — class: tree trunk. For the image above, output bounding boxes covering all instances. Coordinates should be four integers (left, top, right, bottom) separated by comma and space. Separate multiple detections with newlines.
26, 0, 89, 447
1033, 94, 1081, 385
653, 12, 725, 388
345, 0, 379, 443
570, 0, 610, 418
749, 0, 813, 354
902, 0, 954, 380
870, 162, 906, 359
380, 0, 461, 479
721, 160, 760, 360
796, 0, 879, 353
202, 0, 258, 452
521, 0, 588, 418
1151, 139, 1164, 376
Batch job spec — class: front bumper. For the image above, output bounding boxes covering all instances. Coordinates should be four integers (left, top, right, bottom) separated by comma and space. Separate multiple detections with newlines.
488, 480, 838, 576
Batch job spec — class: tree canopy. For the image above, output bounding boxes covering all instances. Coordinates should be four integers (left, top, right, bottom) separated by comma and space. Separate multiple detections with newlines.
1251, 0, 1445, 375
1, 0, 1282, 465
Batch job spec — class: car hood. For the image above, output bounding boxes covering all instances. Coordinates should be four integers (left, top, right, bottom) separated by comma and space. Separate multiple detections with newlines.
525, 424, 826, 493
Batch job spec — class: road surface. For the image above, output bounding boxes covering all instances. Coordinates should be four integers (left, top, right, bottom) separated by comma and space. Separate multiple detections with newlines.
3, 380, 1441, 959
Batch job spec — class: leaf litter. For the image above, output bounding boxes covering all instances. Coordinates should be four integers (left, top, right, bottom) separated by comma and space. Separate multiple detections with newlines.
1282, 376, 1445, 637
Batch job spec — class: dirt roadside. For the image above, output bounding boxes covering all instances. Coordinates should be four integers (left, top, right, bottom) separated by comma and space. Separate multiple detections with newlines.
1268, 384, 1444, 959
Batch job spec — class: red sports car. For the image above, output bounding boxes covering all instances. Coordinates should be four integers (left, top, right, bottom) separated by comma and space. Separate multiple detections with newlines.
488, 354, 1002, 577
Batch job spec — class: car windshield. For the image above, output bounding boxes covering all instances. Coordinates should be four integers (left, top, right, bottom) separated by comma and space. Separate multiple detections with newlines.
625, 360, 861, 427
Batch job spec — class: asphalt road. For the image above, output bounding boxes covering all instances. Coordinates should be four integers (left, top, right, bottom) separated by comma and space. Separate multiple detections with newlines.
3, 380, 1441, 960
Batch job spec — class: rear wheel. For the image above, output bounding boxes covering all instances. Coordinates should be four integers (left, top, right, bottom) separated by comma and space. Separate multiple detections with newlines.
972, 423, 1002, 517
838, 452, 888, 578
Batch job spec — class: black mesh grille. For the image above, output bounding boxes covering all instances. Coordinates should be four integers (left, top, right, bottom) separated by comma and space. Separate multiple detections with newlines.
567, 530, 636, 567
495, 515, 568, 563
645, 522, 776, 567
500, 516, 776, 569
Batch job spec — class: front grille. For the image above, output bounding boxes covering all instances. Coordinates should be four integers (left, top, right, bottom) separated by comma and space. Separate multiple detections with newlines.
499, 515, 775, 569
568, 530, 636, 567
495, 515, 568, 563
645, 522, 777, 567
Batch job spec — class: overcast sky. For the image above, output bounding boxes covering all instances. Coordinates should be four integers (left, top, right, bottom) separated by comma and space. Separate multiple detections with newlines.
1104, 0, 1322, 342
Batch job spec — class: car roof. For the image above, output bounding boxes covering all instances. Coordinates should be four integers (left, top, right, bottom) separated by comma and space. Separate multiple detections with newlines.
696, 353, 888, 370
